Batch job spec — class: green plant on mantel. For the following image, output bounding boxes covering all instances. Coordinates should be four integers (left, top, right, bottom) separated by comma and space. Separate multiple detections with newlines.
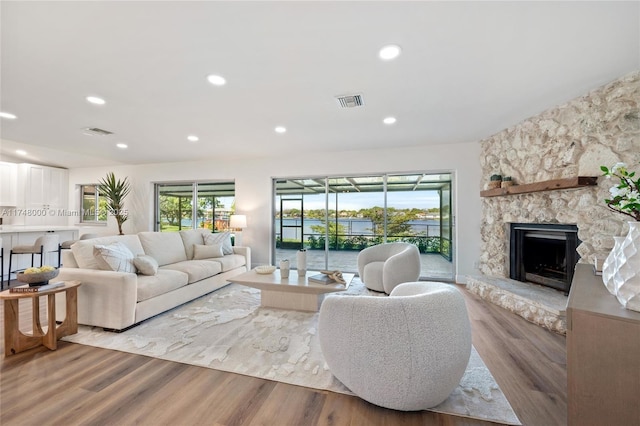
601, 162, 640, 221
98, 172, 131, 235
490, 174, 502, 181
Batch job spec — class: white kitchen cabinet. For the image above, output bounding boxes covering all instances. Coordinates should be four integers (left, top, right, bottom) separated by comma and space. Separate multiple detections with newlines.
0, 162, 17, 206
17, 164, 69, 226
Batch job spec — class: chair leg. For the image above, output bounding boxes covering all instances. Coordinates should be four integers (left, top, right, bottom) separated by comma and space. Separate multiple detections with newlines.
8, 250, 13, 284
1, 247, 3, 289
58, 244, 62, 268
39, 246, 44, 267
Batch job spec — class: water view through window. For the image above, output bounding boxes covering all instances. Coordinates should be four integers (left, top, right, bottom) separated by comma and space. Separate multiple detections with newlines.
273, 173, 453, 280
154, 181, 235, 232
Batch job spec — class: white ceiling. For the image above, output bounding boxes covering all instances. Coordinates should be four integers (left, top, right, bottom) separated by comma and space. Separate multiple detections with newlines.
1, 1, 638, 169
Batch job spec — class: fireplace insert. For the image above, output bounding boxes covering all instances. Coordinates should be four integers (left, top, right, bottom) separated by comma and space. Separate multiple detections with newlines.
509, 223, 580, 293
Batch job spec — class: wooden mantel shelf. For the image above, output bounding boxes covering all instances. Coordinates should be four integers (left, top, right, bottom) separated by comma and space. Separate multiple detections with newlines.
480, 176, 598, 197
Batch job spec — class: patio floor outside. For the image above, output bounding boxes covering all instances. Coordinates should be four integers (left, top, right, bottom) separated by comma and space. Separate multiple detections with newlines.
275, 248, 453, 281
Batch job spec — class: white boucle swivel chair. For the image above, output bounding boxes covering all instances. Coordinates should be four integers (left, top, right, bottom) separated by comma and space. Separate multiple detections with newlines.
318, 281, 472, 411
357, 242, 421, 294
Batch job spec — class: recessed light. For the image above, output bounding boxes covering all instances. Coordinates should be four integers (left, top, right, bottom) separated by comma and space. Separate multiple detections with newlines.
383, 117, 397, 125
379, 44, 402, 61
86, 96, 106, 105
274, 126, 287, 134
16, 149, 27, 155
207, 74, 227, 86
116, 143, 128, 149
187, 135, 199, 142
0, 112, 17, 119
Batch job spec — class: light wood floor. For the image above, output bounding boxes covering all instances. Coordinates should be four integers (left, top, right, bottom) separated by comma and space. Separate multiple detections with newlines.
0, 284, 567, 426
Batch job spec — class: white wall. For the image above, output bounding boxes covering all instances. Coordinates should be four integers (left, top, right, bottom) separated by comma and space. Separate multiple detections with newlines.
67, 142, 482, 282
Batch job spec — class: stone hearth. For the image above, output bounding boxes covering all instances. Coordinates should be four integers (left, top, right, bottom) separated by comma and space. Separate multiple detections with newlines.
466, 275, 567, 335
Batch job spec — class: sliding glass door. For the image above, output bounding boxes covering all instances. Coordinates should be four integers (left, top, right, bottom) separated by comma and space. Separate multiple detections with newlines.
325, 176, 385, 271
273, 173, 454, 280
155, 181, 235, 232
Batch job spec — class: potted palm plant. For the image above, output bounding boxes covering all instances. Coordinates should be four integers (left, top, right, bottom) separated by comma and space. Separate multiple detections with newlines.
98, 172, 131, 235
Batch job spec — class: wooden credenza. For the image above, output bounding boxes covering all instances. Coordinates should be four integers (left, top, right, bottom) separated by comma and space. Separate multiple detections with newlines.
566, 264, 640, 425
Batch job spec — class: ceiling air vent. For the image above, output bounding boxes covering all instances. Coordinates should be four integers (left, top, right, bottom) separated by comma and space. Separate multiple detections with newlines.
82, 127, 114, 136
335, 94, 364, 108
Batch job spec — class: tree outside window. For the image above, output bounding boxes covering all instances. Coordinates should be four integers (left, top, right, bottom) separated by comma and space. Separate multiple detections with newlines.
80, 184, 108, 223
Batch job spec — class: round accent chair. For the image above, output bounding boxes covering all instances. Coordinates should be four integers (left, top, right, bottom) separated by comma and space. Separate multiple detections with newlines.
356, 242, 421, 294
318, 281, 472, 411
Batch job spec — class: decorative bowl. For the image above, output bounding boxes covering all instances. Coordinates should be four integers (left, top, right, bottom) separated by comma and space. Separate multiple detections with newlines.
16, 269, 60, 287
255, 265, 276, 275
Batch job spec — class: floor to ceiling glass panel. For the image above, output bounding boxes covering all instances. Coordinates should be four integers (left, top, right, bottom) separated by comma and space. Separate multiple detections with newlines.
387, 173, 453, 279
325, 176, 385, 272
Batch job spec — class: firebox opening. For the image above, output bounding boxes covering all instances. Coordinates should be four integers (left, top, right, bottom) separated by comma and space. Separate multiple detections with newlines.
510, 223, 580, 294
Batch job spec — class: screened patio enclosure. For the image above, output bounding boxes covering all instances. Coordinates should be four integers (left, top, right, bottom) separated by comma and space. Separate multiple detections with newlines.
273, 173, 454, 281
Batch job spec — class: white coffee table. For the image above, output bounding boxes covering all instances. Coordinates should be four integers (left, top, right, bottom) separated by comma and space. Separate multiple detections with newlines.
230, 269, 354, 312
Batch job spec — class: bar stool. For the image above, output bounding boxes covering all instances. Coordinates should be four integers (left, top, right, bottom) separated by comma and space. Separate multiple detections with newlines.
59, 233, 99, 251
8, 234, 60, 282
0, 236, 4, 289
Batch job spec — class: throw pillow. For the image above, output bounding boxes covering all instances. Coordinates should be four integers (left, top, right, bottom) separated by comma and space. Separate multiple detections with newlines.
133, 254, 159, 276
204, 231, 233, 255
193, 243, 224, 260
93, 242, 136, 273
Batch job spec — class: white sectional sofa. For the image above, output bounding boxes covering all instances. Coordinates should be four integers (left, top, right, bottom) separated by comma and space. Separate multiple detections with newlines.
55, 229, 251, 331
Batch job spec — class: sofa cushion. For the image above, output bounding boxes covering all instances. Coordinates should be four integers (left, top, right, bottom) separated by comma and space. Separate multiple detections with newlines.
179, 229, 209, 260
133, 255, 159, 276
93, 242, 137, 273
161, 260, 222, 284
138, 231, 188, 266
136, 269, 189, 302
71, 235, 145, 270
208, 254, 246, 272
193, 243, 223, 260
204, 231, 233, 255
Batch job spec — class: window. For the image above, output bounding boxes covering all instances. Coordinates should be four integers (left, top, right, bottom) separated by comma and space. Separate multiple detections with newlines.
273, 173, 454, 280
79, 184, 108, 223
154, 181, 235, 232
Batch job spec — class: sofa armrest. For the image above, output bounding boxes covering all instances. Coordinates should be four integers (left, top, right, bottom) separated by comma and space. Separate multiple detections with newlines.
56, 268, 138, 330
233, 246, 251, 269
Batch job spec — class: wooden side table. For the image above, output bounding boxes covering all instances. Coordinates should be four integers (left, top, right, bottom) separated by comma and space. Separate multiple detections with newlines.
0, 280, 81, 356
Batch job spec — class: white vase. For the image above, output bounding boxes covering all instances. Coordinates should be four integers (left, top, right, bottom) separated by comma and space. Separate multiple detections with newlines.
602, 236, 625, 295
296, 249, 307, 276
279, 259, 290, 278
612, 221, 640, 312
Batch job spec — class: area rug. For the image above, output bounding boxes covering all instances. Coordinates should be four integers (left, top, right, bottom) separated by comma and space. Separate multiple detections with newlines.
62, 279, 521, 425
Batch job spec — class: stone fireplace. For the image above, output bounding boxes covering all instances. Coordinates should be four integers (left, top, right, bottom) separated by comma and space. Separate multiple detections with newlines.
467, 71, 639, 334
478, 72, 639, 279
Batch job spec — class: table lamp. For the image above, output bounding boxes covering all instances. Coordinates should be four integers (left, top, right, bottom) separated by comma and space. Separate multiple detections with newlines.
229, 214, 247, 246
